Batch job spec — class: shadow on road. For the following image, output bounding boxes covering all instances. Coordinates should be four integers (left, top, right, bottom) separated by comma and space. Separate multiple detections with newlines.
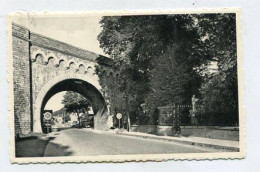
15, 135, 72, 157
44, 143, 73, 157
15, 136, 52, 157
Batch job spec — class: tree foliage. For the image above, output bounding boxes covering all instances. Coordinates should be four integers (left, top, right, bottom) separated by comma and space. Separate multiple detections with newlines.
61, 91, 90, 125
98, 15, 204, 123
196, 14, 238, 124
147, 45, 191, 108
97, 13, 238, 125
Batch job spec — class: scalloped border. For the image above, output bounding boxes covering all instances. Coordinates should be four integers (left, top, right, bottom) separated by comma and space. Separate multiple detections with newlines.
7, 8, 245, 164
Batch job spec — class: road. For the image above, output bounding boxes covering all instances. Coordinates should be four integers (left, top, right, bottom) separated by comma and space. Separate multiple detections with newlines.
44, 128, 215, 156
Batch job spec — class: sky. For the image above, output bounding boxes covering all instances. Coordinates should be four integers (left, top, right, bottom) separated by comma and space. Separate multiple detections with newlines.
45, 92, 66, 111
13, 15, 105, 55
13, 15, 106, 111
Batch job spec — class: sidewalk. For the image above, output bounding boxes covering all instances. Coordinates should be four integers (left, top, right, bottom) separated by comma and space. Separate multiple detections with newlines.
86, 129, 239, 152
117, 131, 240, 152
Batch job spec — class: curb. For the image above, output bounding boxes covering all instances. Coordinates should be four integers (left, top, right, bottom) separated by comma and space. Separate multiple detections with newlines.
117, 132, 240, 152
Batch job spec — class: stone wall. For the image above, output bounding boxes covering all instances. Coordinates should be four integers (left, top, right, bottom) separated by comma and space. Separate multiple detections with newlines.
12, 24, 31, 136
12, 23, 112, 135
180, 126, 239, 141
30, 44, 99, 107
30, 43, 105, 133
130, 125, 157, 134
131, 125, 239, 141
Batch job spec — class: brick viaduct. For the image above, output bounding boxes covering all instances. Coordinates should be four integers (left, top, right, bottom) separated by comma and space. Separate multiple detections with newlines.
12, 23, 115, 136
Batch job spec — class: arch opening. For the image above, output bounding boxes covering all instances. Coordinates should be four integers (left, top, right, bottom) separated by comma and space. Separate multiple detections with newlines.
38, 79, 107, 133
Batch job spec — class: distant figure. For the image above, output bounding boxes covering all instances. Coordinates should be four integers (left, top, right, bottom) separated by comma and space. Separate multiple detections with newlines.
107, 114, 114, 129
191, 95, 199, 125
107, 103, 111, 115
191, 94, 199, 115
106, 103, 113, 129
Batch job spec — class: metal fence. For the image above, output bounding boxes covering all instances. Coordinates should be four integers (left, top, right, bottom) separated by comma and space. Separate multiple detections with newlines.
157, 104, 238, 127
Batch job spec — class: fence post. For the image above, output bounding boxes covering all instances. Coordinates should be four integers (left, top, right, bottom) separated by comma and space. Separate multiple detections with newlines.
172, 104, 181, 136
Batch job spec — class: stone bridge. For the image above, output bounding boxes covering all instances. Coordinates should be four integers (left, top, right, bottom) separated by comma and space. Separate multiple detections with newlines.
12, 23, 115, 136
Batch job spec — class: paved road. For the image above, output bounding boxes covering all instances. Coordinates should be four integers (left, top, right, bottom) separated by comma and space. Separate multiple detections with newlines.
44, 128, 215, 156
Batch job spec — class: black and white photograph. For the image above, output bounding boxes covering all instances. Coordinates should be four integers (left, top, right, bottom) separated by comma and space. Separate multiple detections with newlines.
9, 10, 245, 163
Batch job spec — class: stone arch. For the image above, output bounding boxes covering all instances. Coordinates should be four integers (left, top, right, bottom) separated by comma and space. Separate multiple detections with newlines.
33, 73, 105, 133
56, 59, 66, 68
31, 50, 46, 62
87, 66, 93, 70
46, 57, 56, 66
44, 53, 58, 64
69, 61, 76, 69
77, 62, 86, 69
35, 54, 44, 64
65, 59, 78, 69
87, 66, 95, 75
78, 63, 87, 73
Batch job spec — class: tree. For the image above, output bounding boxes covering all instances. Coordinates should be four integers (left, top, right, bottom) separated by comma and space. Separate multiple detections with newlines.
98, 15, 205, 124
61, 91, 90, 127
97, 13, 238, 126
196, 13, 238, 125
146, 45, 190, 107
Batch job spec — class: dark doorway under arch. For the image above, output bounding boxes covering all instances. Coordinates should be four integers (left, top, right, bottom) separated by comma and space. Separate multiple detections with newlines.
40, 79, 107, 133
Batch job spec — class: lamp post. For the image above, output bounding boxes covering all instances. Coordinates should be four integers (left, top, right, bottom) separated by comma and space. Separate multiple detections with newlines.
123, 92, 130, 131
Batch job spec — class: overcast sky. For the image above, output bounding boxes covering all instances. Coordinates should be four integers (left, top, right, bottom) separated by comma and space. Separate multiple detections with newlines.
13, 15, 105, 55
13, 15, 105, 111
